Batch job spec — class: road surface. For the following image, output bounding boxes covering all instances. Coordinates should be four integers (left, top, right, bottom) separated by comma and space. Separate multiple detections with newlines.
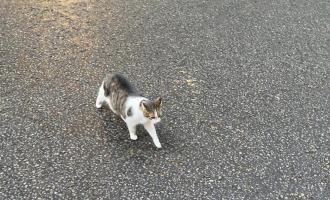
1, 0, 329, 199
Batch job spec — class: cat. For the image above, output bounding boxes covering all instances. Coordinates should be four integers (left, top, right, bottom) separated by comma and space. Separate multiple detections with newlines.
96, 73, 163, 148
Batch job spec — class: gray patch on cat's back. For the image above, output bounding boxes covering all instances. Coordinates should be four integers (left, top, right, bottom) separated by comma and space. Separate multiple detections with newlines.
127, 107, 133, 117
103, 75, 112, 97
102, 73, 143, 117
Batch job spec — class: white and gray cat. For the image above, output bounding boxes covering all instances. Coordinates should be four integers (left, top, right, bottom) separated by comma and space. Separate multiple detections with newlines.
96, 74, 163, 148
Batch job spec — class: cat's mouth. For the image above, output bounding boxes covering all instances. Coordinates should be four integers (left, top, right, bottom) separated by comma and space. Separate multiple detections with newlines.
152, 118, 161, 123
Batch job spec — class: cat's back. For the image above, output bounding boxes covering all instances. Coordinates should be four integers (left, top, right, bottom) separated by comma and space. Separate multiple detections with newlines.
104, 73, 139, 96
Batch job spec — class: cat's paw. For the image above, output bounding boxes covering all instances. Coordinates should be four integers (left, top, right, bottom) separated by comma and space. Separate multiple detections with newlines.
130, 134, 138, 140
154, 142, 162, 148
96, 102, 102, 108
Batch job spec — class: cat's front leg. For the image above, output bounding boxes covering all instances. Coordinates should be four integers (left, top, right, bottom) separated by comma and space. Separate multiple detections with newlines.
126, 122, 137, 140
144, 122, 162, 148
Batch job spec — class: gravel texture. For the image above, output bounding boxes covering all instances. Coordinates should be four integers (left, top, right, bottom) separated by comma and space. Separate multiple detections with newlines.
1, 0, 329, 199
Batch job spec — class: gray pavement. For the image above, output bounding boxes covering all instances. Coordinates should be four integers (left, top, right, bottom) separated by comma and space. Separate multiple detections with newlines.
1, 0, 329, 199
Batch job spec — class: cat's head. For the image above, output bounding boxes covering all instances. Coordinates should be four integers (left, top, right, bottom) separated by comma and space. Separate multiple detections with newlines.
141, 97, 162, 123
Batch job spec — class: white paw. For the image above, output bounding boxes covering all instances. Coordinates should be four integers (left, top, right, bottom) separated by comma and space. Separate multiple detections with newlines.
96, 102, 102, 108
130, 134, 138, 140
154, 142, 162, 148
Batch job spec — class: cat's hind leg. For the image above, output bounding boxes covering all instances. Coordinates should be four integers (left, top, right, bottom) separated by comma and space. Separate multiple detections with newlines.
96, 84, 106, 108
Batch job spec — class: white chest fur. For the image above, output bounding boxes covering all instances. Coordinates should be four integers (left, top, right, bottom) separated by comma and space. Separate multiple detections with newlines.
122, 97, 162, 148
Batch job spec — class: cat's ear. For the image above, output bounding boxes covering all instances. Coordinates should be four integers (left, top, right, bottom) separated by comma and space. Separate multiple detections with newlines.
141, 101, 147, 111
155, 97, 162, 107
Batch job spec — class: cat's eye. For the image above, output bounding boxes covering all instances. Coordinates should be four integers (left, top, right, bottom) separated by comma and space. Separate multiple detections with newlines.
144, 115, 154, 119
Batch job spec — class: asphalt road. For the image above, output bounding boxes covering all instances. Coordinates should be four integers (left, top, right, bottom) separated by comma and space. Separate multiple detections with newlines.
1, 0, 329, 199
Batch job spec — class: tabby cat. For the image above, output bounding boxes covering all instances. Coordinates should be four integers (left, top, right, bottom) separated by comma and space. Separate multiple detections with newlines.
96, 74, 163, 148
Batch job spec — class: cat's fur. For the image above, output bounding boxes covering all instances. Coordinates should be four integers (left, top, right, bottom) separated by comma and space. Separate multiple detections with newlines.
96, 74, 163, 148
